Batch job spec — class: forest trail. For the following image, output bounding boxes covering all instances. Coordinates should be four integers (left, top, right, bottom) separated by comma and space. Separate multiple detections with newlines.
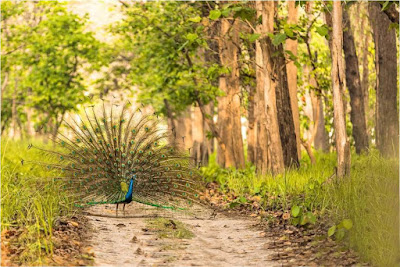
86, 204, 278, 267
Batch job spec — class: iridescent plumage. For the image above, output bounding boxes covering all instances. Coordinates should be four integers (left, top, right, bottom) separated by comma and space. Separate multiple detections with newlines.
32, 102, 206, 214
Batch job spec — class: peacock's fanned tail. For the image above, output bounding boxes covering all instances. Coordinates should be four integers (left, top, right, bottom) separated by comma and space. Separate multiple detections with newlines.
31, 102, 206, 212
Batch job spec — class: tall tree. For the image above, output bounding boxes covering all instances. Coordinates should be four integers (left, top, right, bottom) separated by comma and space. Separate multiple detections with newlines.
217, 18, 245, 168
255, 1, 285, 174
286, 0, 301, 160
342, 7, 368, 154
369, 2, 399, 158
331, 2, 351, 177
274, 38, 299, 168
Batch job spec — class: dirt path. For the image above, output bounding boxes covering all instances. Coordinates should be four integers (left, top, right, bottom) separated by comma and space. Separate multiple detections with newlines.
86, 204, 278, 266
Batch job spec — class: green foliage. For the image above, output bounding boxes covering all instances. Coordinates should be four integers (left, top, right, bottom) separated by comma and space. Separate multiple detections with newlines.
1, 139, 74, 264
327, 219, 353, 241
24, 4, 102, 128
290, 205, 317, 226
202, 151, 399, 266
1, 1, 103, 135
110, 2, 220, 116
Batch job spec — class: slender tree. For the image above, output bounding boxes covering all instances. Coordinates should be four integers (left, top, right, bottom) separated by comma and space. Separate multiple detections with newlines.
342, 7, 368, 154
286, 0, 301, 159
369, 2, 399, 158
331, 1, 351, 177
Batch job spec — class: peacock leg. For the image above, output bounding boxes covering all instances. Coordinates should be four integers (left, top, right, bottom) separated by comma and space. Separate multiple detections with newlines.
116, 203, 119, 211
123, 203, 126, 211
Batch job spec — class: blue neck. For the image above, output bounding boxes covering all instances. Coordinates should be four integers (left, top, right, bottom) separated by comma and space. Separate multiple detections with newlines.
124, 178, 134, 203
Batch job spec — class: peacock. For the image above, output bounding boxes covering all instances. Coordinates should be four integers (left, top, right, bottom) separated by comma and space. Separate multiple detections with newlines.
30, 101, 207, 215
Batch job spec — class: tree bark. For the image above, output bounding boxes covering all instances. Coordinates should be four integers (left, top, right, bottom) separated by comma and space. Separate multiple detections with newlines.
255, 1, 285, 174
359, 4, 371, 141
342, 7, 368, 154
175, 107, 193, 151
164, 99, 177, 145
369, 3, 399, 158
192, 104, 213, 166
314, 96, 329, 152
331, 2, 351, 177
274, 42, 299, 168
217, 18, 245, 168
247, 84, 257, 164
286, 0, 301, 160
379, 2, 399, 24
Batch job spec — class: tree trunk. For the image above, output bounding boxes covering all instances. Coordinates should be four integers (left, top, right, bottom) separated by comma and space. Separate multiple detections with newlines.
286, 0, 301, 160
359, 4, 371, 141
342, 7, 368, 154
175, 107, 193, 151
192, 104, 213, 166
314, 96, 329, 152
274, 42, 299, 168
247, 84, 257, 164
369, 3, 399, 158
217, 18, 245, 169
331, 2, 351, 177
255, 1, 285, 174
164, 99, 177, 145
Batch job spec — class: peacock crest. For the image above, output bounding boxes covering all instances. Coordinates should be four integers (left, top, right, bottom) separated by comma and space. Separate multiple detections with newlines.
31, 101, 206, 214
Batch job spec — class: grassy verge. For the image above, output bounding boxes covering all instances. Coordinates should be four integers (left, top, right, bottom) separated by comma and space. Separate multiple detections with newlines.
1, 138, 75, 265
146, 218, 194, 239
202, 151, 399, 266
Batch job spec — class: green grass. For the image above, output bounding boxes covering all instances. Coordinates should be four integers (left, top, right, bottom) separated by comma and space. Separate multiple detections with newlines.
202, 151, 399, 266
146, 218, 194, 239
1, 138, 75, 265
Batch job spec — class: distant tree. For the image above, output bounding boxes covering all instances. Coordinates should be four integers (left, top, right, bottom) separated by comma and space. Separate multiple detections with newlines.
1, 1, 102, 139
342, 6, 368, 154
286, 0, 301, 160
369, 2, 399, 158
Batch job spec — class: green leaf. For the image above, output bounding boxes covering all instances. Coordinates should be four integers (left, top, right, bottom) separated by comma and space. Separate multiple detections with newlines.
272, 33, 287, 46
248, 33, 261, 42
221, 8, 231, 17
291, 217, 300, 226
335, 228, 346, 241
284, 24, 294, 38
328, 225, 336, 237
253, 185, 261, 194
381, 1, 391, 11
300, 215, 308, 225
239, 196, 247, 203
185, 33, 198, 42
209, 10, 221, 20
342, 219, 353, 230
291, 205, 301, 217
189, 16, 201, 23
307, 212, 317, 224
316, 25, 329, 37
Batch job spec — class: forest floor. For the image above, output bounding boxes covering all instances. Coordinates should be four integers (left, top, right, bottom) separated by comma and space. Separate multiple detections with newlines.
85, 204, 278, 267
83, 202, 360, 267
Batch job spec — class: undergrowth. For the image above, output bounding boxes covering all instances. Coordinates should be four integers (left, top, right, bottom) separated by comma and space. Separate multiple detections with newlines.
202, 151, 399, 266
1, 138, 74, 265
